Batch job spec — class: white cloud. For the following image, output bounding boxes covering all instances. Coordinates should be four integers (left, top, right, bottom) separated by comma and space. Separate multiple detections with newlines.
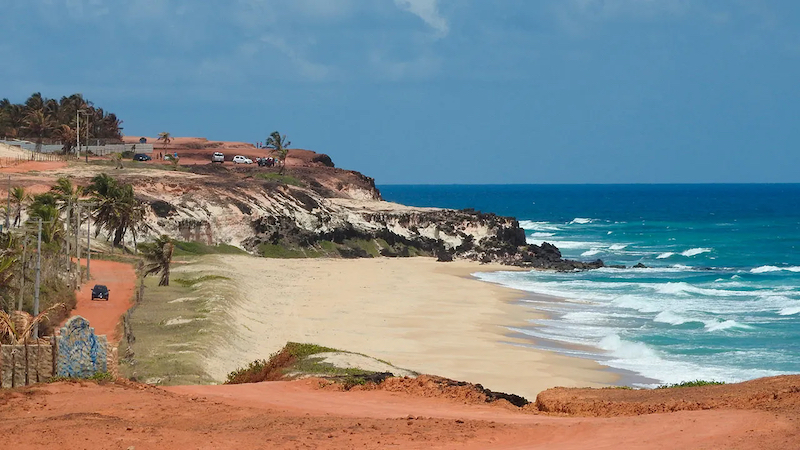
394, 0, 449, 37
261, 34, 334, 81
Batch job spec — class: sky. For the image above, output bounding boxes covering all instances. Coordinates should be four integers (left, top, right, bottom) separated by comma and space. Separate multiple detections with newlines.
2, 0, 800, 184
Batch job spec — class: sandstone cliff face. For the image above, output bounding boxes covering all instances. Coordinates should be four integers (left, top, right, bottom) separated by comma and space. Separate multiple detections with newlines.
134, 172, 601, 271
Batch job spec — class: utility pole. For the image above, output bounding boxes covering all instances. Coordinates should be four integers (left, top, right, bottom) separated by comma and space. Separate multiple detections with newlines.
76, 110, 81, 159
5, 175, 9, 230
33, 218, 41, 339
18, 235, 26, 311
86, 204, 91, 280
75, 203, 81, 286
84, 112, 90, 163
66, 199, 71, 280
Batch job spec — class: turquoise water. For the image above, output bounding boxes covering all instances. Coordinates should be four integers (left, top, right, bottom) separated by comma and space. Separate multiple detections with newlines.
380, 184, 800, 385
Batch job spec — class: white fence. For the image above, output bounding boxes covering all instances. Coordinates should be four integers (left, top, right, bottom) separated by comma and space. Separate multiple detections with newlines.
0, 140, 153, 155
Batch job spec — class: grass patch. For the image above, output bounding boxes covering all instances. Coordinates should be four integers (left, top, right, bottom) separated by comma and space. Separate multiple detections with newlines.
344, 239, 382, 257
173, 275, 231, 288
119, 264, 232, 385
257, 243, 309, 258
171, 240, 248, 256
256, 173, 305, 187
656, 380, 726, 389
48, 372, 114, 383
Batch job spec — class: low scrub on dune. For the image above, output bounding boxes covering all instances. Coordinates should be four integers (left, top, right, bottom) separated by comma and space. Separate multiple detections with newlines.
225, 342, 392, 388
171, 240, 248, 256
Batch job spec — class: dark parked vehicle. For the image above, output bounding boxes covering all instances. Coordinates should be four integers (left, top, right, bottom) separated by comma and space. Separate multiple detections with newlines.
133, 153, 152, 161
91, 284, 110, 301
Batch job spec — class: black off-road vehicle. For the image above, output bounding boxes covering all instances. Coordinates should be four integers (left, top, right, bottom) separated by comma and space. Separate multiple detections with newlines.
91, 284, 110, 301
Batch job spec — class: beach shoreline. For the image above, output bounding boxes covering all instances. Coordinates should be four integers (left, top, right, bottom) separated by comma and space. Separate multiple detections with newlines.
197, 255, 618, 399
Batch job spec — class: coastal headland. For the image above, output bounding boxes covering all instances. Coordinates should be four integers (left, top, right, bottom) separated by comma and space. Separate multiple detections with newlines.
0, 137, 798, 449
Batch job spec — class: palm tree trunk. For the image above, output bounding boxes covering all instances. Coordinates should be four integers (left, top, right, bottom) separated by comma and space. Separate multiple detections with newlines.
113, 226, 124, 247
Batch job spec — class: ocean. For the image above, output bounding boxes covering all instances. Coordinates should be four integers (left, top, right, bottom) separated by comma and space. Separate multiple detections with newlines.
379, 184, 800, 386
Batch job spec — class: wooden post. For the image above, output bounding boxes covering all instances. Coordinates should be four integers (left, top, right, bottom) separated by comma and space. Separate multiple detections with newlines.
51, 335, 57, 379
10, 348, 15, 388
23, 340, 29, 386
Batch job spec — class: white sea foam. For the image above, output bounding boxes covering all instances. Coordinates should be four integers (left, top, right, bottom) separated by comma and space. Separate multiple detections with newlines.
595, 334, 784, 386
779, 306, 800, 316
751, 265, 800, 274
530, 232, 555, 238
681, 247, 712, 257
518, 220, 561, 231
657, 252, 674, 259
704, 319, 750, 332
525, 239, 600, 249
570, 217, 593, 224
608, 244, 628, 250
581, 248, 602, 257
654, 311, 695, 326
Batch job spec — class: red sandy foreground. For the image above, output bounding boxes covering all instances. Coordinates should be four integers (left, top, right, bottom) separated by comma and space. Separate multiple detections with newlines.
0, 259, 793, 448
1, 377, 797, 450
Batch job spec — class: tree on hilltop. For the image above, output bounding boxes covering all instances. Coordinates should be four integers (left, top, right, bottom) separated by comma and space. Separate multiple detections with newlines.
265, 131, 291, 175
86, 173, 144, 248
158, 132, 171, 149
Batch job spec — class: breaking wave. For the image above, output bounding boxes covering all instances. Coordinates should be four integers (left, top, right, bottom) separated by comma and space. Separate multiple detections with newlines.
681, 248, 712, 257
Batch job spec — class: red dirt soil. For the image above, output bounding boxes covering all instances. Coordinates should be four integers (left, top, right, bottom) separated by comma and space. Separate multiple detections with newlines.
66, 259, 135, 343
1, 378, 796, 450
0, 161, 67, 173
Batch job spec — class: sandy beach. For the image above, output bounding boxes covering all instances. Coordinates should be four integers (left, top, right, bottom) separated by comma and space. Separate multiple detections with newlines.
200, 255, 616, 399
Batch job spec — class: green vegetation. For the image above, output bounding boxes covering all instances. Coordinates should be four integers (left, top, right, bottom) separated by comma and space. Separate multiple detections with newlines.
255, 172, 304, 187
140, 235, 174, 286
257, 243, 311, 258
656, 380, 726, 389
120, 262, 230, 385
265, 131, 291, 175
173, 275, 230, 288
48, 372, 115, 384
0, 93, 123, 155
225, 342, 406, 389
86, 173, 145, 248
171, 240, 248, 256
157, 131, 171, 149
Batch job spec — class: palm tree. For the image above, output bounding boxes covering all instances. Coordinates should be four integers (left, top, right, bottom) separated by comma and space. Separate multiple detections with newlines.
11, 187, 26, 228
26, 193, 64, 244
265, 131, 291, 175
23, 109, 55, 153
141, 235, 174, 286
158, 132, 171, 150
86, 173, 144, 248
55, 124, 77, 155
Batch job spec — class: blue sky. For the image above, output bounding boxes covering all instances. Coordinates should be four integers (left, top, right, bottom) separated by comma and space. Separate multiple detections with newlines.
2, 0, 799, 184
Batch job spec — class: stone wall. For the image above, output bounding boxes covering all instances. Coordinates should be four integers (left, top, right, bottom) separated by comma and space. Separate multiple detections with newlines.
0, 340, 56, 388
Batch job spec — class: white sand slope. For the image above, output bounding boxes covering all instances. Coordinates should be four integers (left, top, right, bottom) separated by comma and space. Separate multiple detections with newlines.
0, 142, 30, 158
201, 255, 616, 399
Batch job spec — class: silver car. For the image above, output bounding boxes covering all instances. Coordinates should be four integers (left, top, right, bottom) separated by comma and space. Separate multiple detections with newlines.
211, 152, 225, 163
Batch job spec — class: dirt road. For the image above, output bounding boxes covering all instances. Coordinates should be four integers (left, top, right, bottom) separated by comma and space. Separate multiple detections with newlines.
69, 258, 136, 343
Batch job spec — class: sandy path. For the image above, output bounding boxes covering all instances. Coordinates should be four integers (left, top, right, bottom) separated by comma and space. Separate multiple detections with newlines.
68, 259, 136, 342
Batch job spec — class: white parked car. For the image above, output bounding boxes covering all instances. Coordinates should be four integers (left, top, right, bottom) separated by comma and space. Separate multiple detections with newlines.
211, 152, 225, 163
232, 155, 253, 164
